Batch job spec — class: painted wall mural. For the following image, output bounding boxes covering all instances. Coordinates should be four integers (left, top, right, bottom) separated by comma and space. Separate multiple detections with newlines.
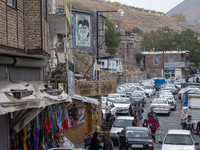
76, 14, 91, 47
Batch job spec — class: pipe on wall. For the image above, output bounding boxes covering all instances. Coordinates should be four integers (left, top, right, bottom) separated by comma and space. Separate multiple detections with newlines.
0, 56, 46, 68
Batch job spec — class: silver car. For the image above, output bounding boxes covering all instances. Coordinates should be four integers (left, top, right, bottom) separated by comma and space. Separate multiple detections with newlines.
160, 94, 177, 110
150, 98, 170, 115
113, 97, 131, 115
110, 116, 134, 144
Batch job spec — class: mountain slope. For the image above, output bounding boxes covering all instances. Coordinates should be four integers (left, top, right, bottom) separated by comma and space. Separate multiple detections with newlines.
73, 0, 182, 33
167, 0, 200, 25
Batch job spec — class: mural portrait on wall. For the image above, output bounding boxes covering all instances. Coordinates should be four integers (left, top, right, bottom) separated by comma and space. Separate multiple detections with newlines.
76, 14, 91, 47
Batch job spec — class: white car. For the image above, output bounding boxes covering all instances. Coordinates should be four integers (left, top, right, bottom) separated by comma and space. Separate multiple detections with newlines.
106, 93, 120, 102
142, 85, 155, 97
161, 129, 199, 150
160, 94, 176, 110
150, 98, 170, 115
110, 116, 134, 144
113, 97, 131, 115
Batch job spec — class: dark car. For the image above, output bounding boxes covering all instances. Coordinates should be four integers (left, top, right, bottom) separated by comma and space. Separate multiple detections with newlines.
121, 127, 154, 150
130, 92, 146, 106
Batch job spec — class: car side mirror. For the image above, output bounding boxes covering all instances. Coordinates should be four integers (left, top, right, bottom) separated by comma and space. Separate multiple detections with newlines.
158, 140, 163, 144
195, 142, 199, 145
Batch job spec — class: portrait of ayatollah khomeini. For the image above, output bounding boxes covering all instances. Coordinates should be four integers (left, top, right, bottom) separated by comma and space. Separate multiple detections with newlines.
76, 15, 90, 47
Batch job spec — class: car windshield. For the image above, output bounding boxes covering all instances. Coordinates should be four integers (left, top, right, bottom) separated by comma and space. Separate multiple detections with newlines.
164, 134, 193, 145
107, 95, 119, 98
143, 86, 153, 89
114, 98, 130, 104
132, 93, 143, 97
152, 100, 167, 104
126, 130, 149, 138
113, 119, 133, 127
161, 95, 173, 99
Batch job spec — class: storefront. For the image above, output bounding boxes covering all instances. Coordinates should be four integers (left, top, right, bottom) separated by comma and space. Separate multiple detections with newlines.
0, 81, 72, 150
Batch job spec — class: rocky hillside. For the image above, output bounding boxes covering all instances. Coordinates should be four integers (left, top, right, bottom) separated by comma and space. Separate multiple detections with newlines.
73, 0, 182, 33
167, 0, 200, 25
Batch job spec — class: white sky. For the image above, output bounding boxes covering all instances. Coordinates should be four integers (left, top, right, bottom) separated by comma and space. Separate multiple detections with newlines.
109, 0, 184, 13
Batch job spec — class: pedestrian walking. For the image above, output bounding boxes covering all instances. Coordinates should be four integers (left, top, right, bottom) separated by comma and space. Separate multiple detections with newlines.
196, 121, 200, 139
185, 115, 194, 132
130, 102, 136, 116
103, 131, 113, 150
132, 115, 139, 127
180, 108, 188, 129
119, 129, 129, 150
105, 102, 111, 122
142, 119, 148, 127
147, 107, 157, 119
136, 102, 143, 120
196, 77, 199, 83
148, 112, 158, 142
89, 132, 103, 150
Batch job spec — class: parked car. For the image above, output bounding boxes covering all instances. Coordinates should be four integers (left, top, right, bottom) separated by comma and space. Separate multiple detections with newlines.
165, 84, 178, 94
150, 98, 170, 116
101, 101, 117, 120
160, 129, 199, 150
106, 93, 120, 102
110, 116, 134, 144
121, 127, 154, 150
130, 91, 146, 106
142, 85, 156, 97
126, 87, 136, 97
113, 97, 131, 115
160, 94, 176, 110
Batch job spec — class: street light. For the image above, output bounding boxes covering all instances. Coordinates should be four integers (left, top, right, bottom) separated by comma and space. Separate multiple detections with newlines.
162, 31, 168, 77
96, 9, 124, 80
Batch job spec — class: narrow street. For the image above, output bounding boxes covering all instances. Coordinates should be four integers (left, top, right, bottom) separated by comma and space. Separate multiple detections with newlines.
114, 92, 200, 150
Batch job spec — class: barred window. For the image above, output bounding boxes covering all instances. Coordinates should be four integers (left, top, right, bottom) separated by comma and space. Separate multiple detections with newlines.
7, 0, 16, 8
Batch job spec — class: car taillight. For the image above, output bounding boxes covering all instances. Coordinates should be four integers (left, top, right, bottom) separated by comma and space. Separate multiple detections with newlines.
148, 142, 153, 149
171, 101, 174, 104
142, 98, 144, 100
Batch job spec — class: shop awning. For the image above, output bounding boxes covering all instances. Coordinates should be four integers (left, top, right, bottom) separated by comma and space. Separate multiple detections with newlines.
0, 81, 72, 115
69, 94, 99, 105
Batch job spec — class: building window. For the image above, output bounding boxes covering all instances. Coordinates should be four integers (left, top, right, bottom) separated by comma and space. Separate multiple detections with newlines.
7, 0, 16, 8
169, 56, 174, 62
153, 57, 159, 65
116, 60, 118, 66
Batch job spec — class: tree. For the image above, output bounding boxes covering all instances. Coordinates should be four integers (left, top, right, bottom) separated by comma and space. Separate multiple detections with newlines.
171, 14, 187, 23
105, 19, 121, 54
141, 27, 200, 67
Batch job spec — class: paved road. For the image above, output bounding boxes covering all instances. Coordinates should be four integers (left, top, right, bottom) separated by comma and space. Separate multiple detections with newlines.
114, 92, 200, 150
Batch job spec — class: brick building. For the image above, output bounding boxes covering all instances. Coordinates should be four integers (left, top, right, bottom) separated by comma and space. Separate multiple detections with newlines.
0, 0, 49, 54
0, 0, 50, 149
141, 51, 189, 79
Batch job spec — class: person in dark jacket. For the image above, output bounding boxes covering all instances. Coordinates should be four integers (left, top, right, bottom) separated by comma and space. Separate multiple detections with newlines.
90, 132, 103, 150
103, 131, 113, 150
142, 119, 148, 127
119, 129, 129, 150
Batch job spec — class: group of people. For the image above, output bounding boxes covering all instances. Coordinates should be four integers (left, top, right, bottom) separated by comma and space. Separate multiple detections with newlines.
180, 108, 200, 134
88, 127, 113, 150
130, 101, 144, 120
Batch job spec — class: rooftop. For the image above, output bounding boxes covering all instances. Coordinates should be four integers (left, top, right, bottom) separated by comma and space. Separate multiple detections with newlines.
167, 129, 191, 135
141, 51, 189, 55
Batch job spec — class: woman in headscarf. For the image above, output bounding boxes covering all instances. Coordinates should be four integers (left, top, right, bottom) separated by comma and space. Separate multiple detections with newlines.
89, 132, 103, 150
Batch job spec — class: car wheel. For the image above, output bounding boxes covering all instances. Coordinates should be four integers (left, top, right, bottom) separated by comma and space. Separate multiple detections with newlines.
167, 112, 170, 116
